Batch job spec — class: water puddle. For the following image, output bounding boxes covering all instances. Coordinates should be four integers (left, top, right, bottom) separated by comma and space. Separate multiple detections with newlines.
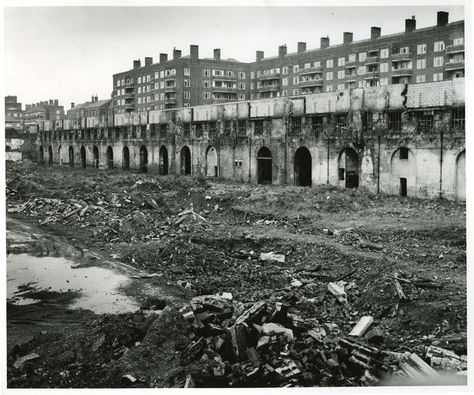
7, 254, 140, 314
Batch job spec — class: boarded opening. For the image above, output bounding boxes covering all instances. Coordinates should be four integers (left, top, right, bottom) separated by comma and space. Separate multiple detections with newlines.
180, 146, 191, 175
294, 147, 312, 187
206, 146, 218, 177
93, 146, 99, 168
159, 145, 169, 175
456, 150, 465, 201
69, 146, 75, 168
80, 146, 86, 168
48, 146, 53, 165
122, 146, 130, 170
39, 146, 44, 164
107, 146, 114, 169
257, 147, 272, 185
400, 177, 407, 197
338, 148, 359, 188
139, 146, 148, 173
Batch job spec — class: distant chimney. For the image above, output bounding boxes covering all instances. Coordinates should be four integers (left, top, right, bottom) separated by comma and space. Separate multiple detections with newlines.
54, 99, 58, 105
278, 45, 287, 57
173, 49, 181, 60
71, 102, 75, 109
145, 56, 153, 66
133, 59, 141, 69
159, 53, 168, 63
256, 50, 264, 62
95, 96, 98, 103
405, 16, 416, 33
343, 32, 353, 44
26, 104, 31, 110
320, 36, 330, 49
49, 99, 53, 105
371, 27, 381, 39
437, 11, 449, 26
214, 48, 221, 60
190, 44, 199, 59
297, 42, 306, 53
91, 95, 95, 103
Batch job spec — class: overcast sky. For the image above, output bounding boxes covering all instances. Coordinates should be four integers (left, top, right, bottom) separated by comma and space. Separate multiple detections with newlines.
4, 3, 464, 110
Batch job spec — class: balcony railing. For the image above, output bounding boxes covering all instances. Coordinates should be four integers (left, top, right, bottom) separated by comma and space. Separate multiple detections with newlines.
444, 60, 465, 71
299, 66, 323, 75
446, 44, 464, 54
365, 56, 380, 65
391, 68, 413, 77
257, 85, 280, 92
212, 86, 237, 92
299, 79, 324, 88
258, 73, 281, 81
345, 59, 357, 68
391, 52, 412, 62
364, 71, 380, 80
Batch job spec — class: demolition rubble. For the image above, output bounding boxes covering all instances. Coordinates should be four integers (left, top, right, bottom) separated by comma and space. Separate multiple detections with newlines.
6, 161, 467, 388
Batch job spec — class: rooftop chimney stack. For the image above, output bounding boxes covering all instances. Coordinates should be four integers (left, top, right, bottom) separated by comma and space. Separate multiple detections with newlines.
297, 42, 307, 53
278, 45, 287, 57
145, 56, 153, 66
320, 36, 330, 49
190, 44, 199, 59
159, 53, 168, 63
91, 95, 95, 103
173, 48, 181, 60
71, 103, 75, 109
214, 48, 221, 60
343, 32, 353, 44
133, 59, 141, 69
49, 99, 53, 105
54, 99, 58, 105
371, 27, 381, 39
437, 11, 449, 26
405, 16, 416, 33
256, 50, 264, 62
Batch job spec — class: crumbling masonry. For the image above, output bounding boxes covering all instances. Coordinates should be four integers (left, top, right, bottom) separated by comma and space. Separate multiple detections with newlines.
38, 79, 465, 200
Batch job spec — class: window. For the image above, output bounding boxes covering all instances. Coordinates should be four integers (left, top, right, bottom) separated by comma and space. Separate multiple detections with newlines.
417, 44, 427, 54
292, 89, 299, 96
338, 57, 345, 67
254, 120, 264, 134
250, 82, 255, 89
282, 90, 288, 96
138, 97, 142, 104
238, 82, 245, 89
160, 93, 165, 100
326, 71, 333, 80
203, 80, 211, 88
238, 71, 246, 79
311, 116, 324, 134
337, 83, 345, 91
154, 72, 159, 79
146, 75, 151, 82
147, 85, 151, 92
387, 111, 402, 131
202, 92, 211, 100
282, 67, 288, 75
154, 82, 159, 90
160, 71, 164, 78
293, 65, 299, 73
282, 78, 288, 86
326, 59, 333, 68
137, 77, 141, 84
357, 66, 366, 75
184, 79, 190, 87
238, 94, 246, 101
202, 69, 211, 77
417, 112, 434, 132
138, 87, 142, 94
160, 81, 165, 89
290, 117, 302, 134
380, 48, 389, 59
337, 70, 345, 79
451, 108, 465, 128
326, 85, 333, 92
416, 74, 426, 83
250, 71, 255, 79
116, 80, 121, 87
238, 120, 246, 135
184, 68, 190, 76
434, 41, 445, 52
399, 47, 409, 54
314, 61, 321, 68
147, 96, 151, 103
348, 54, 356, 62
416, 59, 426, 69
434, 57, 444, 67
359, 52, 366, 62
453, 37, 464, 46
154, 93, 159, 101
293, 76, 299, 85
380, 63, 389, 73
184, 91, 190, 99
433, 72, 443, 82
399, 147, 409, 160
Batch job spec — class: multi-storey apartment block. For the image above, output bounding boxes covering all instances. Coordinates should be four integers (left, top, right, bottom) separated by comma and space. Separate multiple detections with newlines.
112, 11, 463, 112
24, 99, 65, 131
5, 96, 24, 132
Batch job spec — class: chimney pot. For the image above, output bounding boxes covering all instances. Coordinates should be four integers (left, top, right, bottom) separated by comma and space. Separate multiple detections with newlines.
159, 53, 168, 63
278, 45, 287, 57
343, 32, 353, 44
190, 44, 199, 59
405, 17, 416, 33
371, 27, 381, 39
320, 36, 330, 49
256, 50, 264, 62
437, 11, 449, 26
71, 102, 75, 109
145, 56, 153, 66
214, 48, 221, 60
297, 42, 307, 53
173, 49, 181, 60
133, 59, 141, 69
54, 99, 58, 105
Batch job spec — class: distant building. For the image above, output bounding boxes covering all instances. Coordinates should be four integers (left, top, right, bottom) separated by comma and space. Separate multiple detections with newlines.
66, 95, 113, 129
24, 99, 64, 132
5, 96, 24, 132
111, 11, 463, 111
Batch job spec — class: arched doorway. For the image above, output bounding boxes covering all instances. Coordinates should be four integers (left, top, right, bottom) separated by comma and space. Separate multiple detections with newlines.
206, 146, 218, 177
122, 146, 130, 170
39, 146, 44, 164
456, 150, 465, 201
257, 147, 272, 184
69, 146, 75, 168
390, 147, 416, 197
159, 145, 168, 175
338, 148, 359, 188
107, 146, 114, 169
139, 146, 148, 173
294, 147, 312, 186
180, 146, 191, 175
93, 146, 99, 168
48, 146, 53, 165
80, 146, 86, 168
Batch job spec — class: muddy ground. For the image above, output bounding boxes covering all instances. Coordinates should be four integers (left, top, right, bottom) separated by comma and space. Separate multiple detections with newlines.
5, 160, 467, 388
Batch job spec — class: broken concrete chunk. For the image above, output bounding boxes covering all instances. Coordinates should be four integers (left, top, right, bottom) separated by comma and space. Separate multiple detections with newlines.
262, 323, 294, 341
426, 346, 467, 371
365, 327, 384, 345
13, 353, 40, 369
328, 281, 348, 304
399, 352, 440, 380
290, 278, 303, 288
234, 301, 266, 325
349, 316, 374, 337
184, 373, 195, 388
179, 305, 195, 322
229, 324, 248, 359
259, 252, 285, 263
308, 326, 327, 343
122, 374, 137, 384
